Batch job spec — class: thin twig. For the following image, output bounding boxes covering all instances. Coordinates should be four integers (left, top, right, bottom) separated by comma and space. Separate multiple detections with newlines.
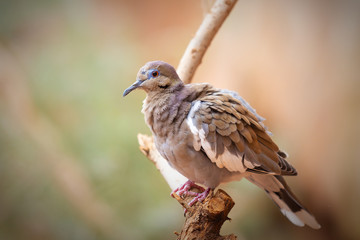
177, 0, 238, 84
138, 134, 187, 191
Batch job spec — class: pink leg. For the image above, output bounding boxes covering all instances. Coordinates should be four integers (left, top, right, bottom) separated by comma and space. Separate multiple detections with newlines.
171, 180, 205, 198
171, 180, 212, 207
188, 187, 211, 206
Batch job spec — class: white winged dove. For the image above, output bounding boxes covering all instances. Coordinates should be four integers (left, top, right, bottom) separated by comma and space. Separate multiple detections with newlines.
123, 61, 321, 229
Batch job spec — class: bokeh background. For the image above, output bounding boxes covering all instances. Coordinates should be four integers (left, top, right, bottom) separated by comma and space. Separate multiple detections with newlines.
1, 0, 359, 240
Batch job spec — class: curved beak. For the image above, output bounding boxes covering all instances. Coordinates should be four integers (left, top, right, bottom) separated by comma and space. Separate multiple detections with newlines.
123, 79, 143, 97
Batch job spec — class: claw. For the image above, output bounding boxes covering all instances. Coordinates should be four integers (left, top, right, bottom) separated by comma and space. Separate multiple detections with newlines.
171, 180, 205, 198
171, 180, 212, 208
188, 188, 211, 206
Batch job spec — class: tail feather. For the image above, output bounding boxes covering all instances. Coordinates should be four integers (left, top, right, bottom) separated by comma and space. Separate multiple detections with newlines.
246, 174, 321, 229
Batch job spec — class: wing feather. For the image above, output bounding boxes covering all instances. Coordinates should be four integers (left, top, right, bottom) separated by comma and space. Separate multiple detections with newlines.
186, 90, 297, 175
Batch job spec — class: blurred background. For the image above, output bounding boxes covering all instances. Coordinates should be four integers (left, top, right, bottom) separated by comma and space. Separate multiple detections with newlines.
0, 0, 359, 239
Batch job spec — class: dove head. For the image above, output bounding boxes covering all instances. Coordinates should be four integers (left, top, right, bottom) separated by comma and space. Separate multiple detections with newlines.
123, 61, 183, 97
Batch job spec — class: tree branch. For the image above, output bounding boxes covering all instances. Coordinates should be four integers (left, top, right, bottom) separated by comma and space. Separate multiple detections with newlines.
137, 0, 238, 239
177, 0, 238, 84
138, 134, 187, 191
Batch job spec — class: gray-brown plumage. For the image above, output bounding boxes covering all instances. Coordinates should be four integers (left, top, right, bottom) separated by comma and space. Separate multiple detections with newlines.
123, 60, 320, 229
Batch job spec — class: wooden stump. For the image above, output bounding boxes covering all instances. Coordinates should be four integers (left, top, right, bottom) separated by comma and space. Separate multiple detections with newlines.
174, 189, 237, 240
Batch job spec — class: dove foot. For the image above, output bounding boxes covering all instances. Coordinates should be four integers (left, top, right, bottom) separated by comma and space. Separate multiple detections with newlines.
171, 180, 212, 207
171, 180, 205, 198
188, 187, 211, 206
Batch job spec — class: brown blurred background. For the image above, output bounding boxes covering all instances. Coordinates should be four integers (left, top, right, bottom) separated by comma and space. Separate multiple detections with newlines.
0, 0, 359, 240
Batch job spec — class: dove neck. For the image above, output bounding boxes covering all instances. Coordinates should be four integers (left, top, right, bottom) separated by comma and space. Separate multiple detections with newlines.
142, 84, 193, 137
145, 81, 184, 98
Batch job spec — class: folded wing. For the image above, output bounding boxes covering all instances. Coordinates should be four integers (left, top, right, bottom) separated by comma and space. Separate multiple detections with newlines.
186, 90, 296, 176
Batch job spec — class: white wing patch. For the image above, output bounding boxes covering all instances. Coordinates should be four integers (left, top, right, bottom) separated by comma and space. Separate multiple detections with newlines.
186, 100, 247, 173
186, 101, 202, 151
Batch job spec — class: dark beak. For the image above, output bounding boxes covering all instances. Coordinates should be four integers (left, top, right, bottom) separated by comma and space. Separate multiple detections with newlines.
123, 79, 143, 97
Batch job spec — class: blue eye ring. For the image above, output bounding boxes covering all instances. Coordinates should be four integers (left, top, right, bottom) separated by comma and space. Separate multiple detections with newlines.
148, 69, 160, 79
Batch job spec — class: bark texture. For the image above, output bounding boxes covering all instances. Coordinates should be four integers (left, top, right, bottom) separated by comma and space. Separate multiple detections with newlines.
174, 189, 237, 240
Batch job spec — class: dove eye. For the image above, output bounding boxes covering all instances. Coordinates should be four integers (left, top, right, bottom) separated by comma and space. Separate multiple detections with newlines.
149, 69, 159, 78
152, 70, 159, 77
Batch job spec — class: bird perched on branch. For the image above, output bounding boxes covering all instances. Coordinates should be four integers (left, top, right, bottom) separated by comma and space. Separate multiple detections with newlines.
123, 61, 320, 229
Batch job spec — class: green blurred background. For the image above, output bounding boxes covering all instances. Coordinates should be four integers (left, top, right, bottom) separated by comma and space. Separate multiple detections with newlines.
1, 0, 359, 240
